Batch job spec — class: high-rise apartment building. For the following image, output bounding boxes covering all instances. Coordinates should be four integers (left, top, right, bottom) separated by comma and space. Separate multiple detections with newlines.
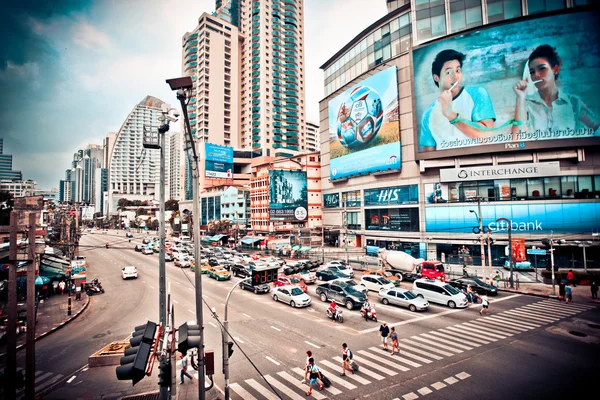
68, 144, 104, 205
168, 131, 182, 200
105, 96, 166, 215
305, 120, 319, 153
0, 138, 23, 181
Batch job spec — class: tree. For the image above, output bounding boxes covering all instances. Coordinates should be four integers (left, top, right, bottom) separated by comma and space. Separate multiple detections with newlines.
117, 198, 131, 209
0, 190, 14, 226
165, 199, 179, 211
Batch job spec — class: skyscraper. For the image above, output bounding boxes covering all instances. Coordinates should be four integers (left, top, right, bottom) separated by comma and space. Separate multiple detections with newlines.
0, 138, 23, 181
168, 131, 182, 200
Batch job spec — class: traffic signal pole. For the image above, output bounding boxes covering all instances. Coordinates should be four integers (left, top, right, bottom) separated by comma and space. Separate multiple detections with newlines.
222, 278, 249, 399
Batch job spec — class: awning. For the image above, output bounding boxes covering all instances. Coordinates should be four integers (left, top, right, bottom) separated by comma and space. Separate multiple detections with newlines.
211, 234, 226, 241
292, 245, 301, 250
240, 237, 262, 245
300, 246, 312, 251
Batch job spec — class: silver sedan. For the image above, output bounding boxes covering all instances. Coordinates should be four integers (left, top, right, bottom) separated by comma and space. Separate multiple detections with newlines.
378, 288, 429, 312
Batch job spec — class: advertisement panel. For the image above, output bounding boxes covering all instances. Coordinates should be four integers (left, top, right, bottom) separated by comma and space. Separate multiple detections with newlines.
425, 202, 600, 234
81, 206, 95, 220
511, 238, 526, 262
323, 193, 339, 208
413, 9, 600, 159
205, 143, 234, 178
328, 66, 401, 180
268, 170, 308, 221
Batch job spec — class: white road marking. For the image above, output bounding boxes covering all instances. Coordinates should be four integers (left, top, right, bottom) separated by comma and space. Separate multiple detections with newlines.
332, 356, 385, 380
418, 387, 433, 395
188, 309, 194, 314
244, 378, 280, 400
356, 349, 410, 372
149, 285, 155, 290
67, 376, 76, 384
266, 356, 280, 366
402, 339, 453, 357
456, 371, 471, 379
305, 366, 357, 390
431, 381, 447, 390
264, 374, 304, 400
320, 359, 371, 385
369, 347, 423, 368
173, 300, 178, 304
304, 341, 321, 349
277, 371, 327, 399
209, 322, 217, 328
290, 367, 343, 396
233, 337, 244, 344
230, 383, 256, 399
271, 326, 281, 332
444, 376, 459, 385
243, 313, 252, 318
351, 355, 397, 376
402, 392, 418, 400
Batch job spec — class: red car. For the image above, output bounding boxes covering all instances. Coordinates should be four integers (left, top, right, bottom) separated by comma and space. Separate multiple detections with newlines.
273, 275, 308, 293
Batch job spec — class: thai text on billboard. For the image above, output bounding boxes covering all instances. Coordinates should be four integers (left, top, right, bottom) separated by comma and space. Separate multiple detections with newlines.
268, 170, 308, 221
328, 66, 401, 180
413, 9, 600, 159
205, 143, 234, 179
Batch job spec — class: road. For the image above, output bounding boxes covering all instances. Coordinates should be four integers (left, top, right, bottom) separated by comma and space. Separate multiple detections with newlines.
20, 230, 600, 399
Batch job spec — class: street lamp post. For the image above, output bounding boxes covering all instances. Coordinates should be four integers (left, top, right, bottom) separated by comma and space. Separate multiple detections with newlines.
496, 217, 513, 288
470, 197, 487, 281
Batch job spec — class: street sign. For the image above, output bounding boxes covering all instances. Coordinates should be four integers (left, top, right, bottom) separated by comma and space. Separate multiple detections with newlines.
527, 249, 547, 255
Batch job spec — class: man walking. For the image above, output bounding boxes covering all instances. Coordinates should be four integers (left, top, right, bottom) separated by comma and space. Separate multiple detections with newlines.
479, 294, 489, 316
591, 280, 598, 300
379, 321, 390, 351
305, 357, 324, 396
179, 353, 193, 384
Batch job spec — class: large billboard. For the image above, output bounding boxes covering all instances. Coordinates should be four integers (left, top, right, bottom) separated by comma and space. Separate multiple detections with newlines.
328, 66, 401, 180
205, 143, 233, 178
413, 9, 600, 159
268, 170, 308, 221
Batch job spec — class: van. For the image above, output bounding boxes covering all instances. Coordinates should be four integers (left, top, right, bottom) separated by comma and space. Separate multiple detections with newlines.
412, 279, 467, 309
420, 261, 446, 281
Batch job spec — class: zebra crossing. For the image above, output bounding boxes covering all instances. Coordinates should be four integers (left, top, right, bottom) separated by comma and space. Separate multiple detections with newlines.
230, 299, 595, 399
9, 368, 64, 399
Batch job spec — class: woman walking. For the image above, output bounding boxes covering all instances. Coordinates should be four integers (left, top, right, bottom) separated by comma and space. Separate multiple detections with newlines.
389, 327, 400, 355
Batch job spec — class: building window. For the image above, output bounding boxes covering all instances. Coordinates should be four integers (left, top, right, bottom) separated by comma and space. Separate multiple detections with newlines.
527, 0, 565, 15
487, 0, 522, 23
342, 190, 361, 207
365, 208, 420, 232
450, 0, 482, 33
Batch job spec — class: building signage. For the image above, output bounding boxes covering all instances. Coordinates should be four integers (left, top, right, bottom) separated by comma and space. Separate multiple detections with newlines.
205, 143, 234, 179
323, 193, 339, 208
440, 162, 560, 183
364, 185, 418, 206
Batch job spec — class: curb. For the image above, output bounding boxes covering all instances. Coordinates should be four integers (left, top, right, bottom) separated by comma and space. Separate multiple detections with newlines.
498, 288, 559, 299
0, 295, 91, 356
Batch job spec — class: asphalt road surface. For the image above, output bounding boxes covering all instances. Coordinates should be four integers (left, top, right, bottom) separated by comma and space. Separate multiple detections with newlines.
19, 230, 600, 399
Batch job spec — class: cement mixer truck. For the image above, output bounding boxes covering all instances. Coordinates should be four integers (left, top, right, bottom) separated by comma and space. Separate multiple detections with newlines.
377, 249, 446, 282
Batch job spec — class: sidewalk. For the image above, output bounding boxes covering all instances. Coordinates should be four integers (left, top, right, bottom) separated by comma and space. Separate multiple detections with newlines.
0, 291, 89, 357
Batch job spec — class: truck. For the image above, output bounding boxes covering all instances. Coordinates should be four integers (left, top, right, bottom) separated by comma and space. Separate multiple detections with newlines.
377, 249, 446, 282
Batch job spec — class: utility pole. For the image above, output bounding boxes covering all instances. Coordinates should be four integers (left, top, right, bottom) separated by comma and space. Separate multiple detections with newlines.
6, 211, 18, 400
496, 218, 513, 288
477, 197, 486, 281
486, 229, 493, 278
25, 212, 37, 400
550, 234, 556, 295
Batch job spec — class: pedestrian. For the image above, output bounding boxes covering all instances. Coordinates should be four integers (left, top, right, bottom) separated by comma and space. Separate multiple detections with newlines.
558, 279, 566, 301
389, 327, 400, 355
379, 321, 390, 351
300, 350, 312, 383
479, 294, 489, 315
494, 271, 501, 288
179, 353, 193, 384
462, 264, 468, 277
592, 280, 598, 300
52, 280, 59, 294
565, 284, 573, 304
305, 357, 324, 396
567, 269, 576, 287
340, 343, 353, 376
59, 280, 65, 295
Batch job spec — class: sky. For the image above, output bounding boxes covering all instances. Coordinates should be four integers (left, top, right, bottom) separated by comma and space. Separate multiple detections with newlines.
0, 0, 387, 189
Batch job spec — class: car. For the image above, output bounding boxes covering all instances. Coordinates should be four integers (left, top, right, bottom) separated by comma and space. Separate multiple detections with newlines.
378, 288, 429, 312
240, 279, 270, 294
360, 274, 395, 292
142, 237, 151, 244
448, 277, 498, 296
320, 264, 353, 278
134, 244, 144, 252
364, 269, 401, 286
165, 253, 174, 262
86, 228, 92, 233
125, 232, 134, 238
412, 279, 468, 309
272, 285, 311, 308
175, 256, 191, 268
121, 266, 138, 279
315, 282, 367, 310
330, 278, 367, 294
283, 263, 301, 275
316, 269, 345, 281
102, 229, 108, 234
298, 269, 317, 284
208, 266, 231, 281
274, 275, 308, 292
142, 247, 153, 255
200, 263, 211, 274
231, 264, 251, 278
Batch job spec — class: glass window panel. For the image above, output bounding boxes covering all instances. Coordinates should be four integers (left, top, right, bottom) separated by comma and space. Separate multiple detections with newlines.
465, 6, 482, 27
400, 37, 410, 53
367, 33, 374, 46
374, 28, 382, 41
511, 179, 527, 200
367, 52, 375, 67
390, 18, 399, 32
416, 0, 430, 10
416, 18, 432, 41
543, 177, 561, 198
431, 15, 447, 37
478, 180, 495, 200
360, 38, 367, 52
381, 23, 390, 37
546, 0, 565, 12
451, 11, 466, 33
391, 39, 400, 57
382, 44, 391, 61
595, 176, 600, 192
578, 176, 593, 193
561, 176, 576, 198
362, 57, 368, 71
399, 13, 410, 28
505, 0, 522, 18
527, 178, 544, 199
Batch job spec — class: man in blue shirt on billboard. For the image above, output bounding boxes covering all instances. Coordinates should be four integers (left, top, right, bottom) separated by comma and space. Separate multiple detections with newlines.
420, 49, 496, 152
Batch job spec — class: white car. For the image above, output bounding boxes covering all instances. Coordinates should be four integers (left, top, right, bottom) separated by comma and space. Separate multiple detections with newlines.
330, 278, 367, 294
272, 285, 311, 308
175, 256, 191, 268
321, 264, 354, 278
298, 269, 317, 284
360, 274, 395, 292
102, 229, 108, 234
122, 266, 138, 279
412, 279, 468, 309
142, 247, 153, 255
86, 228, 92, 233
379, 288, 429, 312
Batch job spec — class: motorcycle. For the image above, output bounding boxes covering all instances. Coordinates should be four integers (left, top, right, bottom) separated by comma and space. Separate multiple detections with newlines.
360, 305, 377, 322
327, 307, 344, 323
85, 279, 105, 296
461, 288, 480, 304
105, 242, 109, 249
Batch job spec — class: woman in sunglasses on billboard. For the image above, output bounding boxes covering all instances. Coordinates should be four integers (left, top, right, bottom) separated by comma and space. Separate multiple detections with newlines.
512, 44, 600, 140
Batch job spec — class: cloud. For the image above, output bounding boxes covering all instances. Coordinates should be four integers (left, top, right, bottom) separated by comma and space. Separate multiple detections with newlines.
71, 18, 112, 50
0, 60, 41, 88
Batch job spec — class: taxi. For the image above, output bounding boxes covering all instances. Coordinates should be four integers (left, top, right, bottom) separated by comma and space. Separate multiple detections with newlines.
364, 269, 401, 286
208, 266, 231, 281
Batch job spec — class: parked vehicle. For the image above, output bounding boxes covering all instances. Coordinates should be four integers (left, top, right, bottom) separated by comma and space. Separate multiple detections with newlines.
448, 277, 498, 296
121, 266, 138, 279
412, 279, 468, 309
378, 288, 429, 312
272, 286, 311, 308
360, 275, 395, 292
316, 282, 367, 310
298, 269, 316, 284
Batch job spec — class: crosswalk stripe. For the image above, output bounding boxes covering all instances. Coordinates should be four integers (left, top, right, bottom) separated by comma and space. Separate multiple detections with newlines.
445, 326, 494, 343
418, 333, 473, 350
397, 348, 434, 364
399, 343, 444, 359
350, 355, 398, 376
494, 314, 542, 328
476, 318, 528, 332
277, 371, 327, 399
538, 301, 591, 311
540, 300, 594, 311
245, 378, 280, 400
538, 304, 590, 314
34, 373, 64, 393
356, 349, 409, 372
34, 371, 53, 383
369, 347, 423, 368
463, 321, 515, 336
527, 303, 577, 316
307, 366, 357, 390
410, 336, 464, 353
402, 339, 454, 357
524, 304, 573, 316
332, 356, 385, 380
264, 374, 304, 400
488, 316, 538, 329
505, 309, 556, 323
460, 322, 509, 338
290, 367, 343, 396
230, 382, 258, 400
427, 331, 480, 347
320, 360, 372, 385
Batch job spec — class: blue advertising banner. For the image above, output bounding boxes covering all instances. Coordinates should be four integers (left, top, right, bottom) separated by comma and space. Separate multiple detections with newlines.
413, 9, 600, 158
364, 185, 418, 206
329, 66, 401, 180
425, 202, 600, 234
205, 143, 234, 178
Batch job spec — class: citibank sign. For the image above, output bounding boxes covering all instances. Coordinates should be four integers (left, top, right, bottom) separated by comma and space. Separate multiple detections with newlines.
440, 162, 560, 182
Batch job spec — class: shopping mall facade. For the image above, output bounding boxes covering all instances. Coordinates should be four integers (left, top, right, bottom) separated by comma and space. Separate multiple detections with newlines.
319, 1, 600, 269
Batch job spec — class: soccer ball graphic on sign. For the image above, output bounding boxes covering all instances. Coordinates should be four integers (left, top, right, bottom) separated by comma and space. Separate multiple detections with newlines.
336, 85, 384, 149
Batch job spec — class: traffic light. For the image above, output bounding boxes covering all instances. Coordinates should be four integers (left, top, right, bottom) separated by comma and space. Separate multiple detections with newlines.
227, 341, 234, 358
116, 321, 158, 385
251, 266, 279, 286
177, 322, 201, 355
158, 359, 172, 388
